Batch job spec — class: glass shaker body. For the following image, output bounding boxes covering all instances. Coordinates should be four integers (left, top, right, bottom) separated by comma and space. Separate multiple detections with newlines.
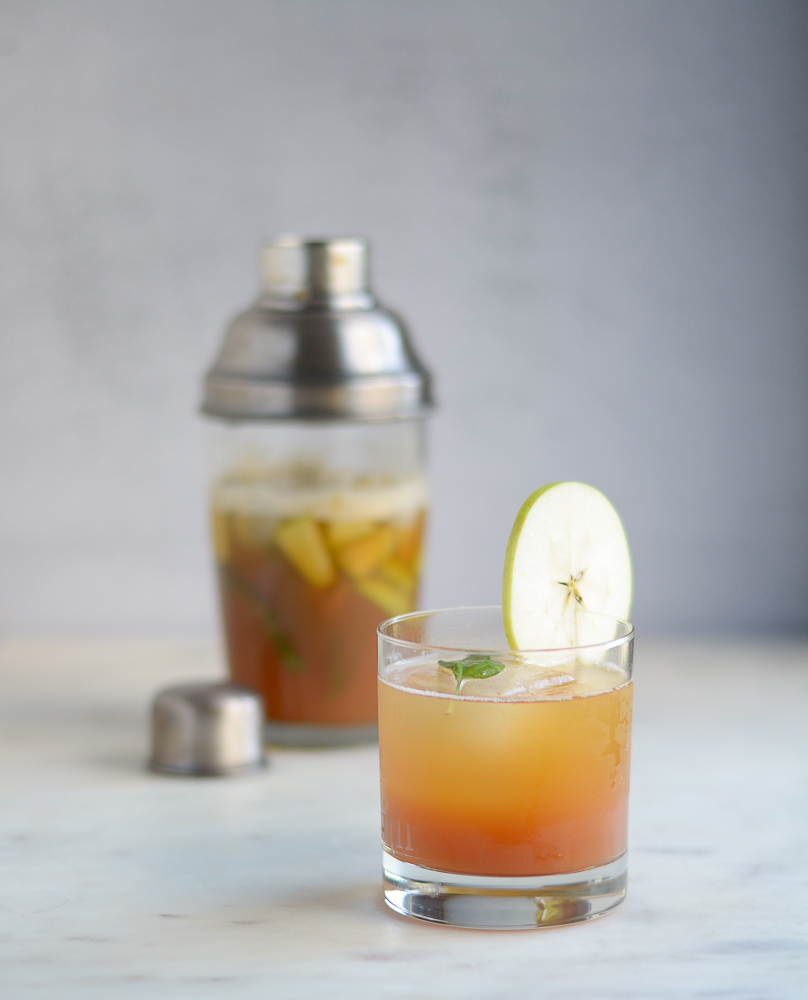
208, 418, 428, 745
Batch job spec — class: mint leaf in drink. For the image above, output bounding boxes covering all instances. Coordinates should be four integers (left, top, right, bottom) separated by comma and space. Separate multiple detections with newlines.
438, 654, 506, 696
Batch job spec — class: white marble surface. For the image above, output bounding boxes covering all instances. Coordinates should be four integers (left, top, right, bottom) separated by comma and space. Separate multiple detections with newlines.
0, 637, 805, 998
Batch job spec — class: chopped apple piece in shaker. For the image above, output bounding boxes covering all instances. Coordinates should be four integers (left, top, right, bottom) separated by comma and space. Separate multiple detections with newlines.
274, 517, 336, 587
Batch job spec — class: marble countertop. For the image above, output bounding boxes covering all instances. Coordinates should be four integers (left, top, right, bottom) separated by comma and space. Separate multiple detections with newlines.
0, 636, 805, 998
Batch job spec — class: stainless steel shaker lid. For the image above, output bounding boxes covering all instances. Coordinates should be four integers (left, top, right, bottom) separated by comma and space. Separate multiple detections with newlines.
202, 237, 434, 421
148, 682, 266, 777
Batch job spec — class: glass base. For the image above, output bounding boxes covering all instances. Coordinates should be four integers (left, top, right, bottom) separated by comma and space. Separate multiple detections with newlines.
265, 720, 378, 747
382, 850, 627, 929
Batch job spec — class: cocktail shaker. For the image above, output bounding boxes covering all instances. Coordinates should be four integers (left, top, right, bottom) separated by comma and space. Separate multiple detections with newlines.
202, 238, 434, 746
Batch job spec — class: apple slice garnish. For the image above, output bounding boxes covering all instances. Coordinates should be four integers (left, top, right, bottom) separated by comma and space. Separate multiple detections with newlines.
502, 482, 632, 649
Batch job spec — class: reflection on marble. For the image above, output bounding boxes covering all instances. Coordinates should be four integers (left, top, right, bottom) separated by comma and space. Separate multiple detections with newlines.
0, 638, 805, 998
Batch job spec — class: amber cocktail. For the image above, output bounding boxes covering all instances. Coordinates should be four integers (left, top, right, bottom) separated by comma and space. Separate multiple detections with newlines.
213, 464, 426, 745
378, 607, 633, 929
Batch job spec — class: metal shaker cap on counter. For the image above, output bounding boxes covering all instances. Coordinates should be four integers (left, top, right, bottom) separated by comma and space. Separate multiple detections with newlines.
201, 237, 434, 422
149, 682, 266, 777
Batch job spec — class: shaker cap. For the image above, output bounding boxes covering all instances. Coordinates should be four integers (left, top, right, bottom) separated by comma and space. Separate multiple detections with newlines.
201, 237, 434, 422
260, 237, 371, 305
148, 682, 266, 777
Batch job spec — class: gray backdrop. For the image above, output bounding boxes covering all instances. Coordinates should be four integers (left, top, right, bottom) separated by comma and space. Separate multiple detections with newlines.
1, 0, 806, 636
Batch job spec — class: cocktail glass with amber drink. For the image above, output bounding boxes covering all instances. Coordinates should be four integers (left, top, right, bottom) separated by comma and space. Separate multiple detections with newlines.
378, 606, 633, 929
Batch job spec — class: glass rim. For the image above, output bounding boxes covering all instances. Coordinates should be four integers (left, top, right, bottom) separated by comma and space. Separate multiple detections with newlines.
377, 605, 634, 656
